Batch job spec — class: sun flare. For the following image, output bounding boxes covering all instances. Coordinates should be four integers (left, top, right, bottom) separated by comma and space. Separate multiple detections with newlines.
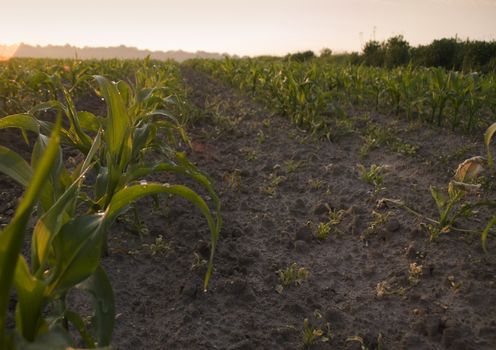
0, 44, 19, 61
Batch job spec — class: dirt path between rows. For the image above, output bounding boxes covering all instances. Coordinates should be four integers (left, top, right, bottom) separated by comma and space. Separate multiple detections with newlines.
101, 67, 496, 349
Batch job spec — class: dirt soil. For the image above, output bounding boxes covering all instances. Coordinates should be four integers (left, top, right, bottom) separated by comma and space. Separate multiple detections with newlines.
1, 68, 496, 349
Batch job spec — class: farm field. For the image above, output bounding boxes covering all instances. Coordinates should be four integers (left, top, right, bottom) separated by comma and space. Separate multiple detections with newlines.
0, 58, 495, 349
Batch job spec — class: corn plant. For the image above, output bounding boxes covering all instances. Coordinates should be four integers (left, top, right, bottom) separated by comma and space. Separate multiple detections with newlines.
481, 122, 496, 252
0, 73, 221, 287
485, 121, 496, 172
0, 118, 117, 349
0, 63, 223, 348
191, 57, 495, 136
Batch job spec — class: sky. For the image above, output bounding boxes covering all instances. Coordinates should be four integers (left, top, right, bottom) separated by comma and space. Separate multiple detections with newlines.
1, 0, 495, 56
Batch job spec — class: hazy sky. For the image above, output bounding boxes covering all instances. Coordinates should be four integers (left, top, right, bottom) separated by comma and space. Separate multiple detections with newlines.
2, 0, 495, 55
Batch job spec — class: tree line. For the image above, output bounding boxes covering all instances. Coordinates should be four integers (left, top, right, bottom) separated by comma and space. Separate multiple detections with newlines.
284, 36, 496, 72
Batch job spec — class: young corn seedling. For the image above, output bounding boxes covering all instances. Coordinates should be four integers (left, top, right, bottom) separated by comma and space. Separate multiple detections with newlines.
428, 156, 485, 240
362, 210, 391, 240
284, 159, 303, 173
142, 235, 171, 256
357, 164, 385, 194
308, 178, 326, 190
275, 263, 310, 293
485, 121, 496, 173
346, 334, 384, 350
315, 222, 331, 240
260, 174, 286, 196
302, 316, 332, 347
314, 209, 345, 239
223, 169, 242, 192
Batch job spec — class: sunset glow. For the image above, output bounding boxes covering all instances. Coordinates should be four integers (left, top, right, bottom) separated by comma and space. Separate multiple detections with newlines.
1, 0, 496, 56
0, 44, 19, 60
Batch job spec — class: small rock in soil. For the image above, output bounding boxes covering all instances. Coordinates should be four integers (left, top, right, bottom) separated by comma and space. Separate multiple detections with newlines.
228, 339, 253, 350
261, 217, 275, 229
194, 240, 210, 259
295, 225, 312, 242
442, 324, 473, 348
181, 283, 199, 299
261, 163, 273, 172
313, 202, 329, 216
295, 198, 306, 209
405, 243, 419, 259
282, 302, 306, 317
325, 308, 346, 327
422, 316, 443, 338
239, 169, 250, 177
401, 332, 431, 350
386, 218, 401, 232
294, 240, 308, 253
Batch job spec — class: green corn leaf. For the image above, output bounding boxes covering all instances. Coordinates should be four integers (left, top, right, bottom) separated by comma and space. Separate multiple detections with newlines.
14, 256, 46, 341
31, 134, 61, 212
95, 166, 109, 203
143, 109, 180, 126
136, 87, 155, 104
1, 114, 80, 151
131, 123, 153, 162
0, 118, 61, 347
31, 169, 90, 274
430, 186, 445, 213
77, 128, 102, 178
64, 310, 96, 348
482, 216, 496, 254
125, 156, 221, 220
0, 146, 33, 187
29, 100, 67, 116
76, 265, 115, 346
31, 130, 100, 272
116, 80, 132, 107
106, 183, 220, 290
0, 113, 40, 134
48, 214, 105, 295
77, 111, 101, 133
62, 88, 93, 151
94, 75, 131, 168
16, 324, 75, 349
485, 122, 496, 171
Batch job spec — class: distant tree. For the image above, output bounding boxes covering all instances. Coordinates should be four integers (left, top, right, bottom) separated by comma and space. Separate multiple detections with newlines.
286, 50, 316, 62
362, 40, 384, 66
462, 40, 496, 72
423, 38, 460, 69
352, 35, 496, 72
320, 48, 333, 58
383, 35, 410, 68
349, 52, 362, 65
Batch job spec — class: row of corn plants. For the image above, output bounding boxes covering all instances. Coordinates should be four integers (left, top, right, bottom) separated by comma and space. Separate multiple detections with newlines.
189, 58, 496, 135
190, 57, 495, 248
0, 60, 221, 348
0, 57, 193, 117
